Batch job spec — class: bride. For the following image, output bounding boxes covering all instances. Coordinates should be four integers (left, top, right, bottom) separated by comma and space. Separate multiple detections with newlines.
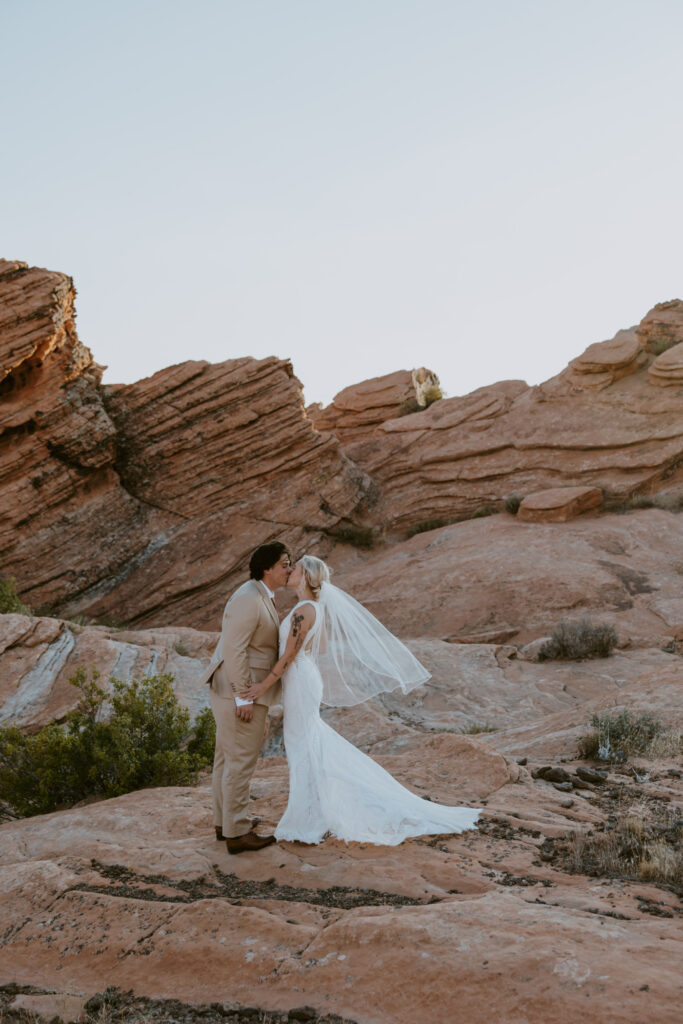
240, 555, 480, 845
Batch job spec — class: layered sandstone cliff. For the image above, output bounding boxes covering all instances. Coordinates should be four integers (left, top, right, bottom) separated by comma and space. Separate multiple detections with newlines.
317, 305, 683, 532
1, 259, 682, 631
0, 260, 371, 628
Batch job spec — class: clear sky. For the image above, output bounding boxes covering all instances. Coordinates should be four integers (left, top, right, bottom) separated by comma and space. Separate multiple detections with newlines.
2, 0, 682, 406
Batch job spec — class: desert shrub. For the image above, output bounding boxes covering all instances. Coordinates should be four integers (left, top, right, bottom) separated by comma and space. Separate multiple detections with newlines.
460, 722, 497, 734
398, 384, 443, 416
504, 494, 524, 515
0, 574, 31, 615
538, 618, 617, 661
578, 708, 679, 762
420, 383, 443, 406
173, 640, 191, 657
406, 518, 449, 538
0, 668, 215, 818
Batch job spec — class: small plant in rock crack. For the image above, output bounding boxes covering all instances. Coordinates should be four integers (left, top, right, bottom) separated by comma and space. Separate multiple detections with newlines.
504, 494, 524, 515
0, 573, 32, 615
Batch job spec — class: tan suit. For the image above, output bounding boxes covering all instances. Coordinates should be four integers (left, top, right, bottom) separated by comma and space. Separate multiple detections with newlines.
204, 579, 281, 838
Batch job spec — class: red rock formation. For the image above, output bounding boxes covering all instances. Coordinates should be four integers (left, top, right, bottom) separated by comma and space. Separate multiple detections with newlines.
307, 368, 418, 442
0, 261, 371, 628
330, 307, 683, 533
2, 259, 682, 631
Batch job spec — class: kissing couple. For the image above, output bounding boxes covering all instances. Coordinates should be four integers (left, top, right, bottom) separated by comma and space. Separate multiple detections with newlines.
201, 542, 480, 854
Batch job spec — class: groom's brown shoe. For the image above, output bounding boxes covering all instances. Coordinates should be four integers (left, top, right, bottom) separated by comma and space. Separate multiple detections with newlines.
225, 830, 276, 855
215, 817, 261, 841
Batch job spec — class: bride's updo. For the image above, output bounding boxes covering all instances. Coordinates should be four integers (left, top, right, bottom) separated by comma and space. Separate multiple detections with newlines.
301, 555, 330, 600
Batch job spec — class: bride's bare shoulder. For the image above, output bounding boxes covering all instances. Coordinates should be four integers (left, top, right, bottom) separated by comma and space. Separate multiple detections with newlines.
292, 600, 317, 622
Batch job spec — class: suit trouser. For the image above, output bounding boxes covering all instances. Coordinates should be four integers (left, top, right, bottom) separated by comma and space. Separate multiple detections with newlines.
209, 682, 268, 839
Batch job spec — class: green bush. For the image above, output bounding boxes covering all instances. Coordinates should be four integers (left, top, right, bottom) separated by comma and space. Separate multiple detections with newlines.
0, 574, 31, 615
0, 669, 215, 818
538, 618, 618, 661
186, 706, 216, 765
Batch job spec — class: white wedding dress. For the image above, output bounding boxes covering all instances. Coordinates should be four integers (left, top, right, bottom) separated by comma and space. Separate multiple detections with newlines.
274, 600, 481, 845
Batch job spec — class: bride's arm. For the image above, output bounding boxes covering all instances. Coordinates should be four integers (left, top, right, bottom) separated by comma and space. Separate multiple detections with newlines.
239, 604, 316, 700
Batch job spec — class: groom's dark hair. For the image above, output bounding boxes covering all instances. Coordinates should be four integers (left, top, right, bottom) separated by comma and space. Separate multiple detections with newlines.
249, 542, 291, 580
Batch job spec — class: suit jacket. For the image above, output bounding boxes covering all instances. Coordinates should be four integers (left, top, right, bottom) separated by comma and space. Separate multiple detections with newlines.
200, 579, 281, 708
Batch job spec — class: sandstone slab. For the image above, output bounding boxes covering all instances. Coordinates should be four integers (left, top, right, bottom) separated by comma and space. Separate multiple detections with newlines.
517, 485, 603, 522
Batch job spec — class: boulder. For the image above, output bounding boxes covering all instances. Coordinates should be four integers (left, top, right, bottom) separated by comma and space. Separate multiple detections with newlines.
307, 368, 423, 442
648, 341, 683, 387
517, 486, 603, 523
567, 328, 646, 389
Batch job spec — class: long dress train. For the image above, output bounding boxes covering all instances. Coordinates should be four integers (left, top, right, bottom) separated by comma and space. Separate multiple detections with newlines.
275, 600, 480, 845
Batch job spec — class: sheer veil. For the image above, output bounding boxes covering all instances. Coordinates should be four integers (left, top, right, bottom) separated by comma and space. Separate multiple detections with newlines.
309, 581, 430, 707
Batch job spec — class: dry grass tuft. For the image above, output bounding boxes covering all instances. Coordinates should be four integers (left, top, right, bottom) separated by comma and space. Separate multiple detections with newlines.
578, 709, 681, 762
566, 805, 683, 891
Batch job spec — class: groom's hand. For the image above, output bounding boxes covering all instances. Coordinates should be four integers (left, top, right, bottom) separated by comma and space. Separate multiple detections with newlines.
235, 704, 254, 722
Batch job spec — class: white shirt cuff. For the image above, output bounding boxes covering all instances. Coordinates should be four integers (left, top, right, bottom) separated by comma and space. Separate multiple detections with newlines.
234, 695, 253, 707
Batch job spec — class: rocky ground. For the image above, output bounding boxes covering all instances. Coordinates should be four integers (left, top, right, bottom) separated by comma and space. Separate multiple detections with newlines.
0, 621, 681, 1023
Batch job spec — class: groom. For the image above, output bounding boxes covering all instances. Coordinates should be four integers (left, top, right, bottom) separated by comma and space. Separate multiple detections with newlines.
201, 542, 291, 854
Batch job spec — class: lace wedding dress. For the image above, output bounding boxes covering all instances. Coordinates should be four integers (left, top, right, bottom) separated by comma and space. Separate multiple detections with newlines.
274, 600, 481, 845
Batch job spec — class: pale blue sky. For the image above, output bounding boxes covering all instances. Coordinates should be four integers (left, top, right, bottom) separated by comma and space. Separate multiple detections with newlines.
2, 1, 682, 405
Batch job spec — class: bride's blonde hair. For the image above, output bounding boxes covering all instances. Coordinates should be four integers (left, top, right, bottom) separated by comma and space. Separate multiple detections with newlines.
300, 555, 330, 600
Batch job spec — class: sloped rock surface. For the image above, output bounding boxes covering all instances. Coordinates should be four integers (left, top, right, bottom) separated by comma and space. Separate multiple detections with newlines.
326, 508, 683, 645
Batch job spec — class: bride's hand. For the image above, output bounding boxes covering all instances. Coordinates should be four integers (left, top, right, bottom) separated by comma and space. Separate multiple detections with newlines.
239, 681, 265, 700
